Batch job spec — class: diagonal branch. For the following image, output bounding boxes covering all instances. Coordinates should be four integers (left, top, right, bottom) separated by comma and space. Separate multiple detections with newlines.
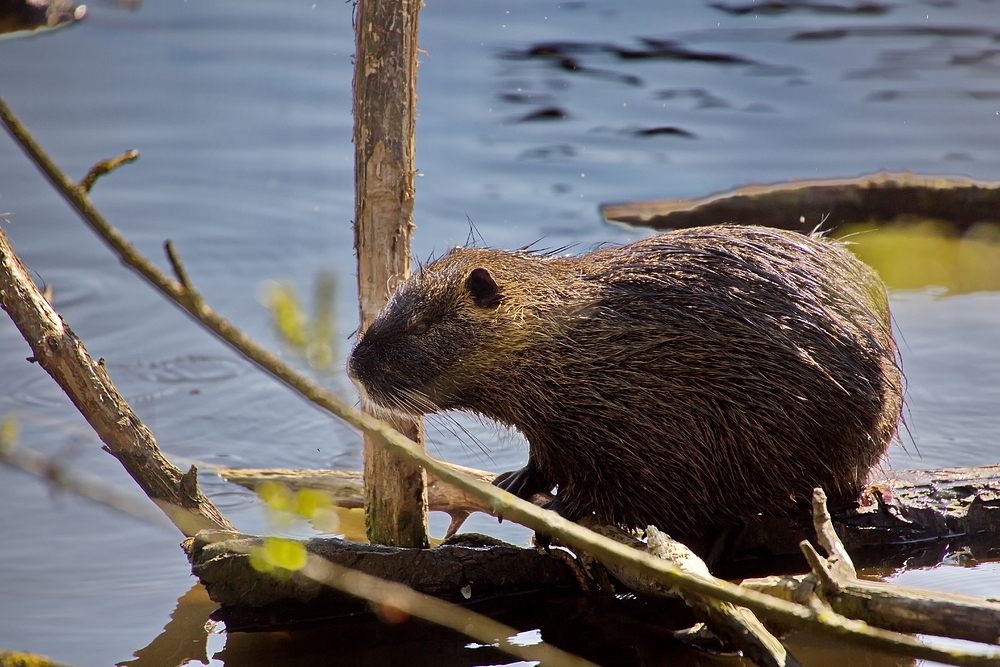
2, 94, 999, 667
0, 226, 234, 536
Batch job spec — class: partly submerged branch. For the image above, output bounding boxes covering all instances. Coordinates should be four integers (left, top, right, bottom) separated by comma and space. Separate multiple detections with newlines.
742, 490, 1000, 649
600, 170, 1000, 233
0, 227, 233, 536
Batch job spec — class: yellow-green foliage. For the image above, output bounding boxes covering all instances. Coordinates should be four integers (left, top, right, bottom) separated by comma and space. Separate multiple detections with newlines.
261, 271, 337, 371
248, 536, 308, 576
0, 650, 56, 667
256, 481, 337, 528
0, 414, 18, 457
837, 220, 1000, 294
249, 482, 342, 575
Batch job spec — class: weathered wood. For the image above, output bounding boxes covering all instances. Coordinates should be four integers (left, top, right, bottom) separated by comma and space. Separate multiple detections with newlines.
186, 484, 1000, 666
0, 227, 234, 537
576, 519, 802, 667
185, 531, 580, 614
218, 462, 496, 538
600, 171, 1000, 233
352, 0, 428, 548
744, 489, 1000, 649
217, 463, 1000, 573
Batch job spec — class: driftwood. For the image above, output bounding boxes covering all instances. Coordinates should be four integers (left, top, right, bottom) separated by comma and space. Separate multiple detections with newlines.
218, 463, 496, 538
187, 485, 1000, 666
575, 519, 801, 667
600, 171, 1000, 233
186, 531, 581, 626
745, 492, 1000, 648
218, 463, 1000, 575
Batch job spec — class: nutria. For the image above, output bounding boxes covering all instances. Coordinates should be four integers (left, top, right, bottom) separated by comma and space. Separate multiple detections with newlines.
347, 225, 903, 549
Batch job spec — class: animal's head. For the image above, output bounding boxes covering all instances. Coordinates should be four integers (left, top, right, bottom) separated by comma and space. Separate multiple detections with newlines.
348, 247, 547, 417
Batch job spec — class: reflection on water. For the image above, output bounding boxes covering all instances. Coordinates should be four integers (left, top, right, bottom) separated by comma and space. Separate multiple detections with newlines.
839, 220, 1000, 294
119, 585, 217, 667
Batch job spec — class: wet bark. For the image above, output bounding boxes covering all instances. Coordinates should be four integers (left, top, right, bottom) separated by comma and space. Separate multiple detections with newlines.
600, 171, 1000, 234
0, 227, 234, 537
352, 0, 428, 548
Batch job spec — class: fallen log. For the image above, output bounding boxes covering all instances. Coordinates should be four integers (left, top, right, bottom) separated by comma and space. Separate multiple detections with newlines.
186, 488, 1000, 667
217, 463, 1000, 577
184, 530, 584, 631
744, 489, 1000, 648
600, 171, 1000, 233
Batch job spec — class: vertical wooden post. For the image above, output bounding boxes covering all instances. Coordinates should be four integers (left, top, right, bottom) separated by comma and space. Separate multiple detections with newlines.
352, 0, 429, 547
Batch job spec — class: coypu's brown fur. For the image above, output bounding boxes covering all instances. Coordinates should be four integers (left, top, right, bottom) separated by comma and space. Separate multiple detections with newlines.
348, 225, 903, 547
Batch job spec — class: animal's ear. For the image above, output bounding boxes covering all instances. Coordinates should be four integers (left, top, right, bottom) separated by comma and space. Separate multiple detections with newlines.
466, 267, 502, 308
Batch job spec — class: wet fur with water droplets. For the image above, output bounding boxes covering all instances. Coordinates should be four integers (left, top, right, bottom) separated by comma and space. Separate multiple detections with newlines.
348, 225, 903, 548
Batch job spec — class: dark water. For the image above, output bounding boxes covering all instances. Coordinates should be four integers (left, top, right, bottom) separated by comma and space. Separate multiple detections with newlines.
0, 0, 999, 665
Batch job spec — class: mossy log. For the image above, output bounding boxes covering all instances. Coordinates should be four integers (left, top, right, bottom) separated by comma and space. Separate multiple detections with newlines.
600, 171, 1000, 233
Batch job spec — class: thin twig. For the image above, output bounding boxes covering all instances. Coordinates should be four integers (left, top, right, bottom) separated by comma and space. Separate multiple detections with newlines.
2, 94, 999, 667
164, 240, 192, 293
79, 149, 139, 193
799, 540, 841, 597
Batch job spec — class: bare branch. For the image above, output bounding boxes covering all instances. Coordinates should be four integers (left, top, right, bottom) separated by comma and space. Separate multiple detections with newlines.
0, 226, 234, 536
79, 149, 139, 193
164, 239, 192, 293
0, 424, 175, 530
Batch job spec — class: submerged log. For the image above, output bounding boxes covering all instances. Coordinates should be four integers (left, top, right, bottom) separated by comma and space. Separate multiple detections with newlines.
720, 464, 1000, 577
600, 171, 1000, 233
188, 481, 1000, 667
185, 531, 583, 631
198, 464, 1000, 622
218, 464, 1000, 572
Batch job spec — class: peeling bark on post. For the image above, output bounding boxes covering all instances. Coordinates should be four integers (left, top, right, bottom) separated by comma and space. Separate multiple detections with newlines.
353, 0, 428, 547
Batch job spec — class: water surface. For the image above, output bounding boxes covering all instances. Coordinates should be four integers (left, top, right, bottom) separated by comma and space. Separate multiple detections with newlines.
1, 0, 999, 665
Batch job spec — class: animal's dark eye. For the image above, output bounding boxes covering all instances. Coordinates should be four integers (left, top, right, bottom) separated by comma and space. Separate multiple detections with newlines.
409, 319, 431, 335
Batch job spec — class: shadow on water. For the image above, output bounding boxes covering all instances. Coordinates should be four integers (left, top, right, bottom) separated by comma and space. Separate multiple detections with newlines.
124, 583, 918, 667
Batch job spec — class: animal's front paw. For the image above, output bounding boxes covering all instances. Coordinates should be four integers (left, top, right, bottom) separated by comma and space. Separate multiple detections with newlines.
493, 463, 551, 500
